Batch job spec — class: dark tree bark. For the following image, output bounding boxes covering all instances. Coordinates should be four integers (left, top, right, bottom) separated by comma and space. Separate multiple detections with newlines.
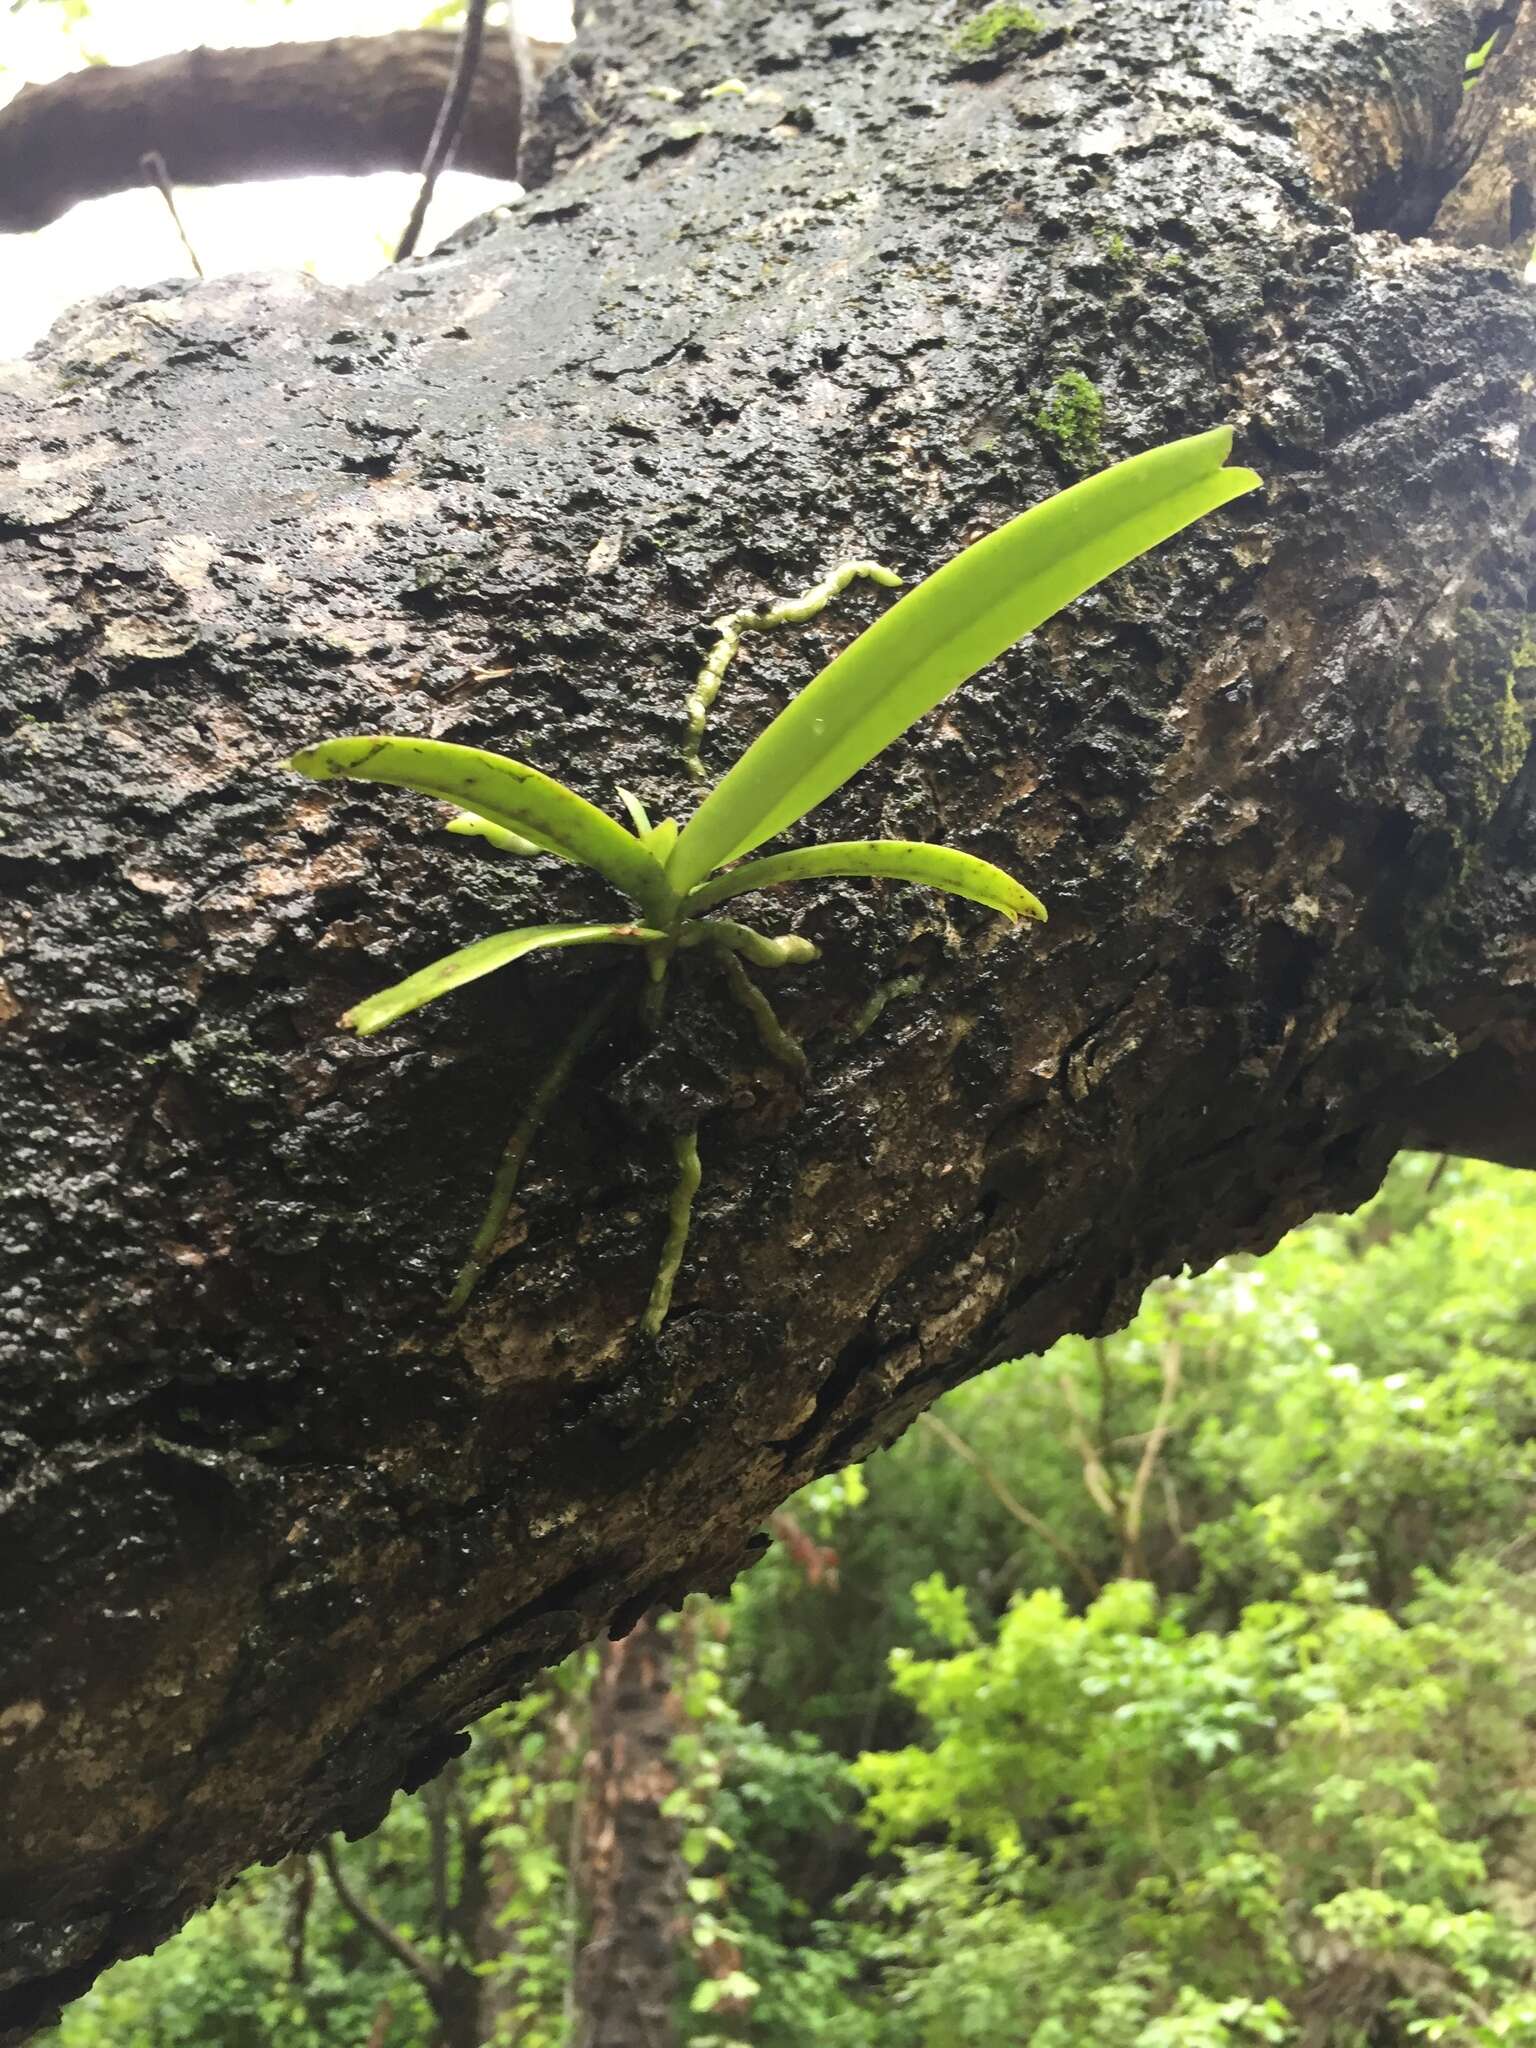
571, 1617, 683, 2048
2, 0, 1534, 2038
0, 31, 560, 233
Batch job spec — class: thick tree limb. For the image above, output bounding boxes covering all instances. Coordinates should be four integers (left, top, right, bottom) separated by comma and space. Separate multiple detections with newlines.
1, 0, 1534, 2038
0, 32, 557, 234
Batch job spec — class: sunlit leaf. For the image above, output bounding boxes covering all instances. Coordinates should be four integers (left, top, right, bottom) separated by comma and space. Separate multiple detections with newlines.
667, 428, 1259, 893
685, 840, 1047, 924
288, 736, 679, 923
341, 922, 663, 1037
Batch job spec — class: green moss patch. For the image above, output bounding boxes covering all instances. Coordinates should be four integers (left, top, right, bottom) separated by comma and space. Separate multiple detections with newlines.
949, 4, 1046, 59
1034, 370, 1104, 466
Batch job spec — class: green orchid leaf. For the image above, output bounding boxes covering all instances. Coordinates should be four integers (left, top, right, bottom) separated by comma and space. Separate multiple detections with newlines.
667, 427, 1259, 893
645, 817, 680, 862
616, 787, 680, 860
445, 811, 555, 857
616, 785, 654, 838
289, 736, 679, 924
341, 922, 664, 1037
685, 840, 1047, 924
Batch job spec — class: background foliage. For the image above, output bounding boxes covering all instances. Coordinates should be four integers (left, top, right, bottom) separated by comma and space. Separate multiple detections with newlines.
40, 1156, 1536, 2046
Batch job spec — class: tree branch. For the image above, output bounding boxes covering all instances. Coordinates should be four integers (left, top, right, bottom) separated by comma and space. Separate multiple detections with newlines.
1394, 1029, 1536, 1171
396, 0, 491, 263
1, 0, 1533, 2032
317, 1839, 442, 1996
0, 32, 559, 235
919, 1412, 1102, 1602
1120, 1341, 1181, 1581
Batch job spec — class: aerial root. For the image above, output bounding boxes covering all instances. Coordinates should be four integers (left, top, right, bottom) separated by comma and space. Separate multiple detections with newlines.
681, 558, 900, 779
711, 945, 810, 1078
445, 983, 623, 1316
680, 917, 818, 971
848, 971, 926, 1041
641, 1126, 702, 1336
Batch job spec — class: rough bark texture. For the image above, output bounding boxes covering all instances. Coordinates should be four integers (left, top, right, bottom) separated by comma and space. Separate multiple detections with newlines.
0, 32, 543, 234
1424, 10, 1536, 245
2, 0, 1534, 2037
571, 1617, 683, 2048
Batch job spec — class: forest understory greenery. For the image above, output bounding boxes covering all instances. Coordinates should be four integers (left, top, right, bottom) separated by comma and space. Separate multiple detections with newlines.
42, 1154, 1536, 2048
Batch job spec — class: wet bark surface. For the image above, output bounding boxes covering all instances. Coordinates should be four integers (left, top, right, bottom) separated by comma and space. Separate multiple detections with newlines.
1, 0, 1534, 2035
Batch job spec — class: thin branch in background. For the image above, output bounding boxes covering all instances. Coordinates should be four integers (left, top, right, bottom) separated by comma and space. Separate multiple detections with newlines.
1057, 1373, 1120, 1522
920, 1410, 1102, 1601
423, 1771, 451, 1949
562, 1673, 593, 2044
1121, 1341, 1181, 1579
139, 150, 203, 277
317, 1837, 442, 1994
1424, 1151, 1452, 1198
768, 1508, 840, 1589
1159, 1466, 1187, 1552
283, 1854, 314, 1991
396, 0, 490, 262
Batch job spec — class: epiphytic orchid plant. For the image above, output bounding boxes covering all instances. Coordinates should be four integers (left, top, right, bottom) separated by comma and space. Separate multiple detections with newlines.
290, 427, 1259, 1326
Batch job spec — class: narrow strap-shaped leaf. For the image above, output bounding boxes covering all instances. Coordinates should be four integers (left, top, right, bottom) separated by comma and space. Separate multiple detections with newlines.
289, 736, 679, 924
684, 841, 1047, 924
616, 786, 654, 837
445, 812, 556, 857
643, 817, 680, 862
341, 921, 663, 1037
667, 428, 1259, 893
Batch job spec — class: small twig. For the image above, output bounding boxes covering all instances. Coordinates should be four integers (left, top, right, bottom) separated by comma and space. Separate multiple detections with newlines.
423, 1772, 451, 1948
1057, 1373, 1120, 1522
446, 982, 622, 1314
1159, 1467, 1187, 1551
767, 1509, 840, 1588
318, 1838, 441, 1993
1120, 1340, 1181, 1579
920, 1411, 1102, 1600
641, 1127, 701, 1335
139, 150, 203, 278
396, 0, 490, 262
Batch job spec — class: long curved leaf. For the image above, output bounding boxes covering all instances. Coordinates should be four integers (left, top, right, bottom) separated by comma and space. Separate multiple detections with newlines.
667, 428, 1259, 893
289, 736, 679, 924
445, 812, 556, 857
341, 922, 663, 1037
684, 841, 1047, 924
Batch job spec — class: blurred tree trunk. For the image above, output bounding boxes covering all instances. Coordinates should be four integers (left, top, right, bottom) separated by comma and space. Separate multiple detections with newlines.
0, 30, 567, 232
2, 0, 1535, 2036
570, 1617, 684, 2048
